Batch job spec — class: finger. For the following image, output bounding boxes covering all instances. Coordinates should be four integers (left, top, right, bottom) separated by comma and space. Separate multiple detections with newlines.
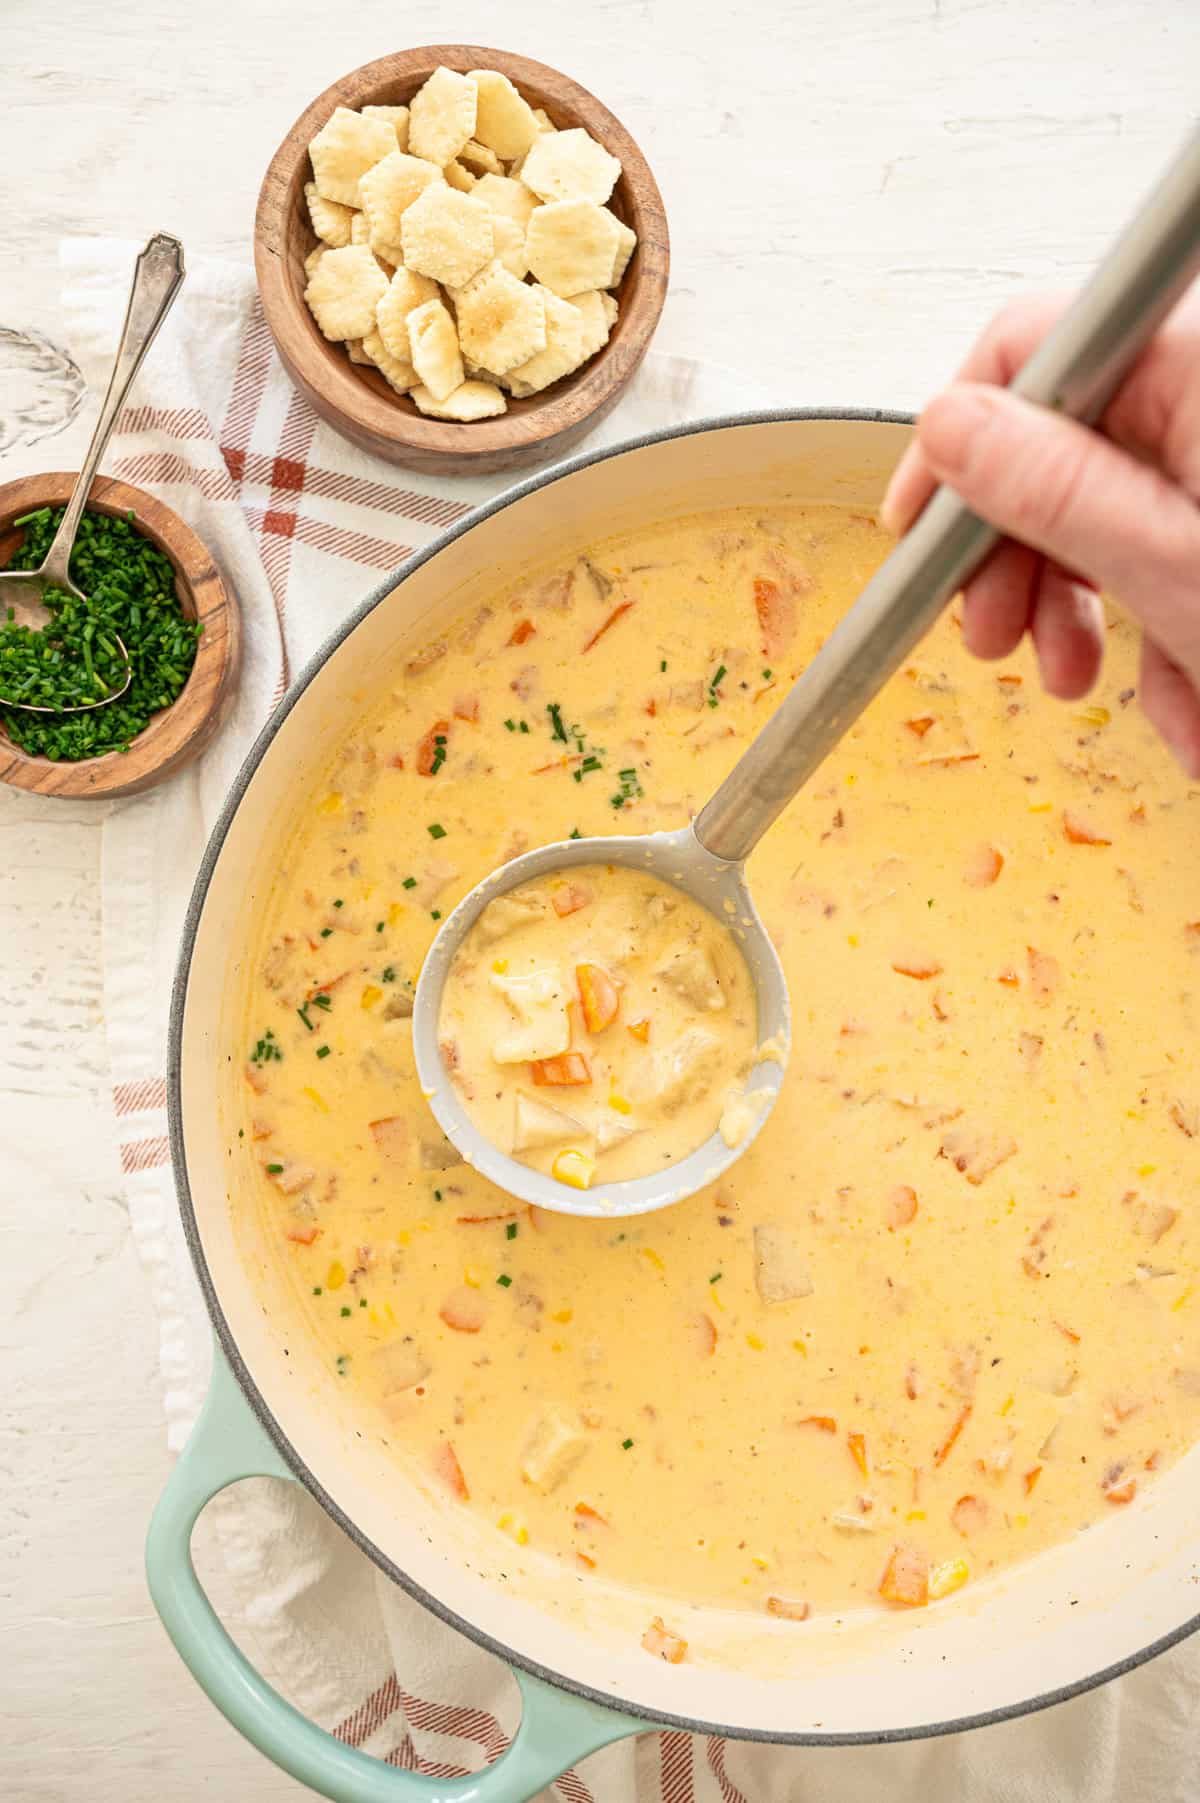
1029, 565, 1105, 700
1139, 636, 1200, 780
914, 383, 1200, 681
959, 541, 1041, 660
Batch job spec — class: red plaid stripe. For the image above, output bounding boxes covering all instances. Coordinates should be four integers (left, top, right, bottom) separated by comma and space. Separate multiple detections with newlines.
120, 1133, 171, 1173
112, 1077, 168, 1116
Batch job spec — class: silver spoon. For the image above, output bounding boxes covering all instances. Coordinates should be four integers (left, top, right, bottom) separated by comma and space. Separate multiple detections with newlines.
414, 124, 1200, 1220
0, 233, 185, 713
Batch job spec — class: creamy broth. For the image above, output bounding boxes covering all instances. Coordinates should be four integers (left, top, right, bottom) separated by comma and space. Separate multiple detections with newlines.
439, 864, 761, 1188
236, 505, 1200, 1621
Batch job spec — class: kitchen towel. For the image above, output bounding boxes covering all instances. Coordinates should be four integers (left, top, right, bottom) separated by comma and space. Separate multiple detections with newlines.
63, 237, 1200, 1803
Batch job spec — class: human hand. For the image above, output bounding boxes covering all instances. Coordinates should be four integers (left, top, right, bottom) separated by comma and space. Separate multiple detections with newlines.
881, 291, 1200, 777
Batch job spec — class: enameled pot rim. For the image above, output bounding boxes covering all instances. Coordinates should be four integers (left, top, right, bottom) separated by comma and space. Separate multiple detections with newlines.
166, 406, 1200, 1746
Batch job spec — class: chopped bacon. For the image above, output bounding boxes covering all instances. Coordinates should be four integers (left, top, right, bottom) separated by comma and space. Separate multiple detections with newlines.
1024, 1466, 1043, 1495
797, 1415, 838, 1433
1027, 946, 1061, 1004
285, 1225, 321, 1246
582, 600, 634, 653
456, 1210, 522, 1225
438, 1287, 486, 1333
306, 971, 351, 1002
964, 843, 1004, 887
453, 693, 480, 723
766, 1596, 811, 1621
753, 576, 797, 659
951, 1494, 989, 1537
892, 955, 943, 980
551, 883, 591, 917
368, 1117, 409, 1163
1063, 810, 1111, 846
905, 1362, 922, 1400
416, 719, 450, 775
905, 716, 935, 737
433, 1440, 469, 1499
245, 1064, 268, 1095
627, 1017, 651, 1043
575, 1501, 609, 1527
577, 963, 619, 1032
693, 1313, 718, 1357
507, 618, 536, 646
886, 1185, 918, 1229
642, 1617, 687, 1663
1102, 1466, 1137, 1505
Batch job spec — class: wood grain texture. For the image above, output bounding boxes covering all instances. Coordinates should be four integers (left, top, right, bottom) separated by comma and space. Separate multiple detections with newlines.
0, 473, 240, 799
255, 45, 669, 475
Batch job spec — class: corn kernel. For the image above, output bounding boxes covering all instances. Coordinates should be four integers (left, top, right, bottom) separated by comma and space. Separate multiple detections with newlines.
608, 1094, 632, 1114
492, 957, 509, 974
1138, 1163, 1157, 1177
551, 1307, 573, 1324
746, 1332, 764, 1351
905, 1509, 927, 1522
360, 984, 383, 1010
1074, 704, 1110, 727
1028, 801, 1053, 814
388, 902, 405, 925
317, 792, 343, 815
791, 1338, 807, 1355
1172, 1286, 1194, 1312
929, 1557, 969, 1600
1014, 1512, 1030, 1529
497, 1513, 529, 1546
396, 1231, 411, 1248
999, 1394, 1014, 1416
640, 1247, 665, 1273
553, 1148, 596, 1190
302, 1086, 328, 1113
326, 1260, 347, 1291
463, 1266, 483, 1289
750, 1554, 770, 1570
709, 1283, 725, 1312
847, 933, 859, 947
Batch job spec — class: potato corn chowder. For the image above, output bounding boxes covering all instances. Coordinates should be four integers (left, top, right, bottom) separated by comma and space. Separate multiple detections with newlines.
439, 863, 763, 1189
237, 504, 1200, 1631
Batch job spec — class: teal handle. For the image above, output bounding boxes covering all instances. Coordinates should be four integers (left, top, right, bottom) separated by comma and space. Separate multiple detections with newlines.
146, 1342, 645, 1801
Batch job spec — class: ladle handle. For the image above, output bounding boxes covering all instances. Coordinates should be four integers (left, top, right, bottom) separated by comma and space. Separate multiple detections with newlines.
40, 233, 185, 589
693, 123, 1200, 866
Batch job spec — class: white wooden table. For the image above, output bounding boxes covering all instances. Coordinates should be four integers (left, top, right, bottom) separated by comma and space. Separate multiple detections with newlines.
2, 2, 1196, 1795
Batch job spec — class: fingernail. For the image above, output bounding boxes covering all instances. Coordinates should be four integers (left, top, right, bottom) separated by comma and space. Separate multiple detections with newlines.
918, 386, 998, 478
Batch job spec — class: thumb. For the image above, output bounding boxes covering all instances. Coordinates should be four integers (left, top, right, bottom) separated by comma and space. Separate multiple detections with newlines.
917, 382, 1200, 682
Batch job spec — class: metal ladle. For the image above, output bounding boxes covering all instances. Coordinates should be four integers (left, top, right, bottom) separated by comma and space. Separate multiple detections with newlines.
413, 124, 1200, 1219
0, 233, 185, 712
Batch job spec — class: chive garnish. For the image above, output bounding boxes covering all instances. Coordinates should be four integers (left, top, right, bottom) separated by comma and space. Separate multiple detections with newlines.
316, 1044, 331, 1059
547, 701, 568, 743
428, 823, 446, 839
496, 1273, 513, 1288
403, 876, 417, 889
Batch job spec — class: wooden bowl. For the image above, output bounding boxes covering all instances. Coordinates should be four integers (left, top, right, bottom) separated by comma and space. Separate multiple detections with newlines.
254, 46, 670, 477
0, 474, 240, 799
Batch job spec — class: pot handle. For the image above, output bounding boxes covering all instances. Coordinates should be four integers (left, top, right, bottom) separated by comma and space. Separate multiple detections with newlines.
146, 1341, 645, 1802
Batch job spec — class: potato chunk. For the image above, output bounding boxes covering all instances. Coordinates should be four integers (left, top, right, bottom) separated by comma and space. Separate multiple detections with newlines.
657, 942, 727, 1012
753, 1223, 814, 1304
521, 1407, 589, 1492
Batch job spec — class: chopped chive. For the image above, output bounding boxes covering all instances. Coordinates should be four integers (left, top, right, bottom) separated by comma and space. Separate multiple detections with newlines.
709, 1272, 722, 1284
266, 1162, 284, 1174
569, 827, 582, 839
506, 1222, 518, 1240
433, 1189, 443, 1201
359, 1297, 367, 1308
660, 659, 667, 672
431, 909, 441, 920
504, 718, 516, 731
314, 993, 332, 1011
297, 1003, 314, 1032
428, 823, 446, 839
621, 1437, 634, 1450
312, 1286, 322, 1295
381, 965, 396, 982
547, 702, 568, 743
320, 927, 333, 937
403, 876, 417, 889
316, 1044, 331, 1059
762, 667, 773, 678
496, 1273, 513, 1288
332, 898, 344, 909
340, 1305, 351, 1317
518, 720, 529, 734
375, 920, 385, 932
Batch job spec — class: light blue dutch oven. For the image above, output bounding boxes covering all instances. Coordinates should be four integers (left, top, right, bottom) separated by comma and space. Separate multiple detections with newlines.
147, 412, 1200, 1800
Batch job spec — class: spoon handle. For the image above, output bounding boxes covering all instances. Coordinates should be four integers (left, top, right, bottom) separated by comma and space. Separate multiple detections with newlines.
40, 234, 186, 589
693, 124, 1200, 867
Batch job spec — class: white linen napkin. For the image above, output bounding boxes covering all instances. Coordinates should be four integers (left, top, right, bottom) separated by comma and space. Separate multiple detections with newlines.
62, 237, 1200, 1802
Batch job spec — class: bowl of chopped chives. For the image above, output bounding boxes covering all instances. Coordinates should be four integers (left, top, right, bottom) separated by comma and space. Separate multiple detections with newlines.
0, 473, 239, 798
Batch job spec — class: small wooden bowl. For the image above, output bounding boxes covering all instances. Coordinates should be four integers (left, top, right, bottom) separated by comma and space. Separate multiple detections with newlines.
0, 474, 240, 799
255, 46, 670, 476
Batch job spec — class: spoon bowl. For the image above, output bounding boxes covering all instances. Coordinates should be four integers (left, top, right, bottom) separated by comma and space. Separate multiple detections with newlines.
0, 563, 132, 713
411, 826, 790, 1219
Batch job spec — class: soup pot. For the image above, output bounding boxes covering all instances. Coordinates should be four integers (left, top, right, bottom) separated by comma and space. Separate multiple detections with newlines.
147, 413, 1200, 1802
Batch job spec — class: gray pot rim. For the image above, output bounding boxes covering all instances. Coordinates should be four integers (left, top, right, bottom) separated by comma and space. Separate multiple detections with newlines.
168, 405, 1200, 1749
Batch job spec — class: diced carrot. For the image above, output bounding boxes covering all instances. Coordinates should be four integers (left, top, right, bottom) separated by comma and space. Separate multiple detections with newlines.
1023, 1466, 1042, 1495
582, 600, 634, 653
369, 1116, 408, 1162
766, 1595, 811, 1621
456, 1210, 522, 1225
905, 716, 936, 738
1145, 1450, 1161, 1471
753, 576, 797, 659
575, 1502, 609, 1526
753, 682, 778, 704
438, 1286, 487, 1333
551, 883, 591, 917
886, 1185, 918, 1229
964, 843, 1005, 888
285, 1225, 321, 1246
250, 1117, 273, 1141
997, 673, 1023, 687
416, 719, 450, 776
847, 1431, 869, 1476
924, 752, 981, 767
1027, 945, 1061, 1004
576, 1551, 597, 1571
642, 1616, 687, 1663
892, 956, 943, 980
453, 693, 480, 723
627, 1017, 651, 1043
577, 963, 619, 1032
1063, 810, 1111, 846
797, 1415, 838, 1433
933, 1402, 972, 1468
1053, 1319, 1081, 1344
644, 698, 658, 716
433, 1440, 469, 1500
879, 1542, 929, 1608
996, 967, 1020, 987
529, 1052, 592, 1086
507, 618, 536, 646
950, 1494, 989, 1537
306, 971, 351, 1002
389, 754, 405, 769
693, 1312, 718, 1358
